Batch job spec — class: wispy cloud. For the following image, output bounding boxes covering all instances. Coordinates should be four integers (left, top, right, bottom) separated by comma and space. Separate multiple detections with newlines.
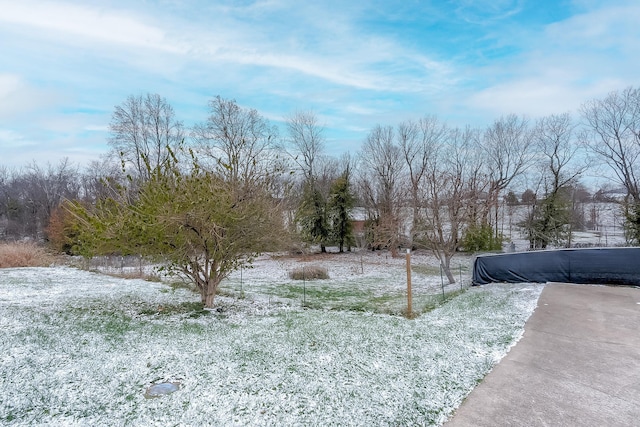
461, 1, 640, 119
0, 0, 638, 167
0, 74, 59, 120
1, 0, 454, 96
452, 0, 525, 24
0, 1, 181, 52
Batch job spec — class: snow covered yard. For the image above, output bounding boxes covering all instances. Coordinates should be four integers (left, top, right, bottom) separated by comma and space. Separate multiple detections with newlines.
0, 263, 543, 426
221, 251, 474, 315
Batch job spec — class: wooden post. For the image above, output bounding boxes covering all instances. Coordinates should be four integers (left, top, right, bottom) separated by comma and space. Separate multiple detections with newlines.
406, 248, 412, 317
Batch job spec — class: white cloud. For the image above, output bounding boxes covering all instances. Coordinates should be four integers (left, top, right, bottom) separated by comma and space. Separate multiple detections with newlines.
461, 2, 640, 119
452, 0, 525, 24
545, 2, 640, 51
84, 125, 109, 132
466, 79, 620, 118
0, 74, 59, 120
0, 128, 107, 168
0, 0, 182, 53
0, 129, 29, 148
169, 2, 454, 94
0, 1, 452, 95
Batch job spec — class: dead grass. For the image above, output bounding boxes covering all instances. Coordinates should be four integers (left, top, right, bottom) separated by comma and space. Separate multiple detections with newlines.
0, 242, 55, 268
288, 265, 329, 280
93, 269, 162, 282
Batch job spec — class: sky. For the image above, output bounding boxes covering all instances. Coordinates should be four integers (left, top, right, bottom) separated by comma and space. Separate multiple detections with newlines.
1, 0, 639, 169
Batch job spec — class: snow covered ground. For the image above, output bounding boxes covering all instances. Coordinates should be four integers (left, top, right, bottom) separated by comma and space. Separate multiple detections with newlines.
499, 201, 628, 251
0, 259, 543, 426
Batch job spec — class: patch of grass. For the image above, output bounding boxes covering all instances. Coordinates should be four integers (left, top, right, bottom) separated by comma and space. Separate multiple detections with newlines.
411, 265, 441, 275
0, 242, 54, 268
279, 284, 370, 300
288, 265, 329, 280
99, 270, 162, 282
138, 301, 208, 317
262, 281, 469, 316
414, 289, 466, 314
168, 280, 196, 292
412, 264, 470, 276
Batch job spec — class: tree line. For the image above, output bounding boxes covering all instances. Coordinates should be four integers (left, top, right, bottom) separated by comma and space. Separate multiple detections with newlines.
1, 88, 639, 305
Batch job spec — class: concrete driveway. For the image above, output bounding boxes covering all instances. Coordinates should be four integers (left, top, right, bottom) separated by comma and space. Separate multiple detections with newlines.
445, 283, 640, 426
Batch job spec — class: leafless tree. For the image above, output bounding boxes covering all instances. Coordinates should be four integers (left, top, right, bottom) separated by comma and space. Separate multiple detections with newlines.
286, 110, 326, 183
359, 125, 406, 257
80, 158, 125, 203
535, 113, 583, 193
417, 127, 479, 283
109, 93, 184, 181
580, 86, 640, 243
192, 96, 281, 189
480, 114, 535, 240
0, 166, 12, 239
284, 111, 334, 251
523, 113, 585, 248
398, 115, 446, 245
1, 159, 81, 240
580, 87, 640, 202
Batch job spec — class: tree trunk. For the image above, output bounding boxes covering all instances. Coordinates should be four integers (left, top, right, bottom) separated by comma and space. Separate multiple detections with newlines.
443, 258, 456, 284
203, 277, 221, 308
390, 243, 399, 258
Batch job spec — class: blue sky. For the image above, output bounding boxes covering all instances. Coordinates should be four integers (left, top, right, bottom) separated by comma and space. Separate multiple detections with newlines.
1, 0, 639, 168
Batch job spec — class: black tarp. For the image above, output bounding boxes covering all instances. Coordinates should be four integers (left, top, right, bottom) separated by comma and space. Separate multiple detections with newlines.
472, 247, 640, 286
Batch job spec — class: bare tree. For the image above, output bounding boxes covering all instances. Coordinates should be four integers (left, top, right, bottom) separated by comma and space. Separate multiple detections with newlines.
359, 125, 406, 257
480, 114, 535, 242
523, 113, 585, 248
286, 110, 325, 182
109, 93, 184, 181
4, 159, 81, 241
580, 87, 640, 243
0, 166, 12, 239
535, 113, 582, 194
417, 127, 479, 283
285, 111, 333, 251
79, 158, 124, 203
398, 115, 446, 246
192, 96, 281, 189
580, 87, 640, 199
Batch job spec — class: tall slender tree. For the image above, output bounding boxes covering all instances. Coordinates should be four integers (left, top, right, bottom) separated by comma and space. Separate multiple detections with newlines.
480, 114, 534, 244
286, 111, 331, 251
328, 169, 355, 253
398, 115, 446, 247
418, 127, 479, 283
359, 125, 406, 257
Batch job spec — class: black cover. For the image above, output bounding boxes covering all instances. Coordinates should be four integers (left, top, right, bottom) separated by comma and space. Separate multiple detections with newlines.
472, 247, 640, 286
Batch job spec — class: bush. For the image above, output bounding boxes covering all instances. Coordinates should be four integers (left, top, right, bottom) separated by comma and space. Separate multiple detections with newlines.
289, 265, 329, 280
46, 200, 84, 255
624, 202, 640, 245
0, 242, 55, 268
462, 224, 503, 252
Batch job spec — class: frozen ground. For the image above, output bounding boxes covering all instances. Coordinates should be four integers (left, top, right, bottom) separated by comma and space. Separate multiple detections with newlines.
222, 251, 473, 314
85, 250, 475, 315
0, 260, 544, 426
